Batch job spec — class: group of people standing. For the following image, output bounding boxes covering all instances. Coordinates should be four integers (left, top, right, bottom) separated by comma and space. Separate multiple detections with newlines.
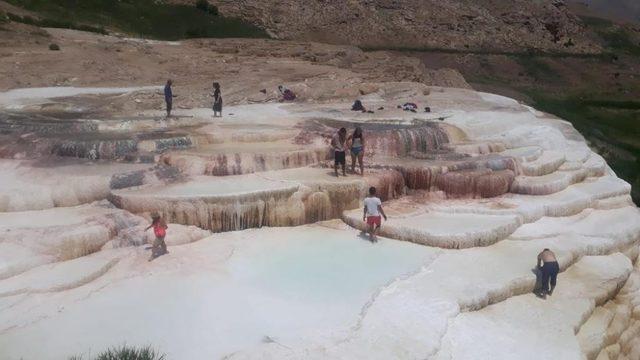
164, 79, 222, 118
331, 126, 365, 177
163, 81, 299, 118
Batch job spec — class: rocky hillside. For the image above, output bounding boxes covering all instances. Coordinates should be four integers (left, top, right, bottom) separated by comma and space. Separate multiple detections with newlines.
569, 0, 640, 23
205, 0, 601, 53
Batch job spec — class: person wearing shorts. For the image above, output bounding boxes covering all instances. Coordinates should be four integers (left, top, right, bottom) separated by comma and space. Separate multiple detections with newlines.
348, 126, 365, 176
332, 127, 347, 177
363, 186, 387, 242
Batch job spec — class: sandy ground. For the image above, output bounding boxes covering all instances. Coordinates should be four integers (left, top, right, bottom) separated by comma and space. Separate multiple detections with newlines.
0, 25, 468, 111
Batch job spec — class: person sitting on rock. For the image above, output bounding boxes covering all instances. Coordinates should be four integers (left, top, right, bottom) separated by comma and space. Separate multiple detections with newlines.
537, 248, 559, 298
351, 100, 374, 113
352, 100, 366, 112
400, 102, 418, 113
146, 213, 168, 261
363, 186, 387, 242
278, 85, 296, 102
332, 127, 348, 177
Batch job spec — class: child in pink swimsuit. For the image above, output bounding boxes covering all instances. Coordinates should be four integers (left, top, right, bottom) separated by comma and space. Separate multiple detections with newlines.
146, 213, 168, 261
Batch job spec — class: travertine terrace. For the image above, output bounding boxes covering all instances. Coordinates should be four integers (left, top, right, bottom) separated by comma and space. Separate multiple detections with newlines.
0, 31, 639, 360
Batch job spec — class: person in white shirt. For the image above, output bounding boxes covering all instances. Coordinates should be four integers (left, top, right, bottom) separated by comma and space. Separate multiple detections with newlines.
363, 186, 387, 242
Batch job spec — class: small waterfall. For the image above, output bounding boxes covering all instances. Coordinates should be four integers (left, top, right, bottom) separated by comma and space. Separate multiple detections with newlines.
161, 148, 331, 176
154, 136, 193, 152
364, 123, 450, 157
52, 139, 138, 160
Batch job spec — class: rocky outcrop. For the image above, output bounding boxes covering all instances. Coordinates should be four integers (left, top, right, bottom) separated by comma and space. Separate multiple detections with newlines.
209, 0, 600, 53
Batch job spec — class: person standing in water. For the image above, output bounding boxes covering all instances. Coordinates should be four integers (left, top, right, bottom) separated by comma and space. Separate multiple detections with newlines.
211, 82, 222, 117
363, 186, 387, 242
537, 248, 559, 298
332, 127, 347, 177
146, 213, 168, 261
348, 126, 365, 176
164, 79, 175, 117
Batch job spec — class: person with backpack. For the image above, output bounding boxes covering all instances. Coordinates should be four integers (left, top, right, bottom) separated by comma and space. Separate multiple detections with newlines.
146, 213, 168, 261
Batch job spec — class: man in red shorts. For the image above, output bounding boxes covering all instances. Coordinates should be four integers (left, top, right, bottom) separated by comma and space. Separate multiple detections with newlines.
363, 186, 387, 242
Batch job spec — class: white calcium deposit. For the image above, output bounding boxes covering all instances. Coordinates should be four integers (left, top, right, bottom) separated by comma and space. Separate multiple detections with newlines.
0, 86, 638, 360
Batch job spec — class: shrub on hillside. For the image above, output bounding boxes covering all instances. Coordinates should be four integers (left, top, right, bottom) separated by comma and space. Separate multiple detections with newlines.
5, 0, 265, 40
195, 0, 209, 11
195, 0, 218, 15
69, 345, 166, 360
6, 12, 107, 35
49, 43, 60, 50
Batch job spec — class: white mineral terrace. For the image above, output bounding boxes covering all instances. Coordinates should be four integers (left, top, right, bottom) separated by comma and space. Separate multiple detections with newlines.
0, 86, 639, 360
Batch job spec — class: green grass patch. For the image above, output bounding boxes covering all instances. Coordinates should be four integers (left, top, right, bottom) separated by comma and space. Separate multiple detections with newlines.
364, 45, 611, 60
6, 0, 268, 40
69, 345, 166, 360
581, 99, 640, 110
7, 12, 107, 34
514, 56, 557, 81
526, 90, 640, 204
580, 16, 640, 56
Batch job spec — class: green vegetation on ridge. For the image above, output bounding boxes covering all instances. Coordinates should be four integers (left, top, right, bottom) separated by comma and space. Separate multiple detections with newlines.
6, 0, 268, 40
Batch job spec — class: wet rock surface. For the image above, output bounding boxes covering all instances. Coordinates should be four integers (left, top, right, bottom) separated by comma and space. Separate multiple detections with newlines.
0, 32, 638, 360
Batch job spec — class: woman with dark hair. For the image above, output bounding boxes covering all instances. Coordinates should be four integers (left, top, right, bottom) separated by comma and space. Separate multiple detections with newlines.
211, 82, 222, 117
348, 126, 365, 175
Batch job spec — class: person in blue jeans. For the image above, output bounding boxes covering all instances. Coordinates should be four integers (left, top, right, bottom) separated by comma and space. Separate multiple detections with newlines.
537, 248, 559, 299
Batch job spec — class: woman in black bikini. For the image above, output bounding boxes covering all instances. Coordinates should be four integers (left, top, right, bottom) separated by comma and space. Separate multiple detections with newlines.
211, 82, 222, 117
348, 126, 365, 176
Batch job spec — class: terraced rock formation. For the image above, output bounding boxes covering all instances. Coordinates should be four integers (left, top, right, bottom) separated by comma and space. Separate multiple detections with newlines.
0, 84, 640, 359
0, 64, 638, 360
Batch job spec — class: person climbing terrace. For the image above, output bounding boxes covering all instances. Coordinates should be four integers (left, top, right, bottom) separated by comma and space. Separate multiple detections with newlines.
348, 126, 365, 176
537, 248, 559, 299
332, 127, 348, 177
363, 186, 387, 242
164, 79, 176, 117
146, 213, 168, 261
211, 82, 223, 117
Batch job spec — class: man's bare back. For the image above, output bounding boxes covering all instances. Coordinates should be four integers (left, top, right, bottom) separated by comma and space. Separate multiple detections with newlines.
538, 249, 557, 263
